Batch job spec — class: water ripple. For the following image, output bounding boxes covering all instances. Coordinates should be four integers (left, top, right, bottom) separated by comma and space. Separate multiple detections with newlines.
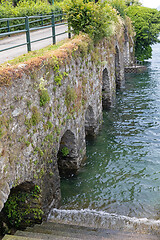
60, 43, 160, 221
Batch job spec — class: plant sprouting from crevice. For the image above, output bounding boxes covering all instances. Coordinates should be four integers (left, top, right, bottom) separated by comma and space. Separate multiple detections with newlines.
61, 146, 69, 157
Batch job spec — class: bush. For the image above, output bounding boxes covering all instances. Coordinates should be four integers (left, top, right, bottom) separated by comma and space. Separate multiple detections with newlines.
0, 0, 61, 18
64, 0, 119, 42
0, 0, 62, 33
108, 0, 127, 18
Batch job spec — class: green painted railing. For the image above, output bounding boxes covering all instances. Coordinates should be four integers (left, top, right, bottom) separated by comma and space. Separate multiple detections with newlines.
0, 12, 71, 53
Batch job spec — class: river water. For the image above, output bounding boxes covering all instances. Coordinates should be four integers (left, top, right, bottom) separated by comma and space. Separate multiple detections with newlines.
49, 43, 160, 231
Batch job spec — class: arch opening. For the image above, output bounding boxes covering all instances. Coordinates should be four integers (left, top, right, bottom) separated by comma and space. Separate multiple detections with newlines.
115, 46, 121, 89
102, 68, 111, 109
57, 130, 78, 177
124, 27, 129, 43
0, 181, 43, 236
124, 27, 130, 66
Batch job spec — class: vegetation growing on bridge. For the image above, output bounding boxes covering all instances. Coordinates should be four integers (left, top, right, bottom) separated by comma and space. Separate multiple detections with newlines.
64, 0, 121, 42
0, 5, 130, 235
3, 185, 43, 229
64, 0, 160, 60
0, 0, 159, 237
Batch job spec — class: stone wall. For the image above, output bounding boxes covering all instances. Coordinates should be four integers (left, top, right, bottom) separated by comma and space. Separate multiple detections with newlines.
0, 29, 133, 224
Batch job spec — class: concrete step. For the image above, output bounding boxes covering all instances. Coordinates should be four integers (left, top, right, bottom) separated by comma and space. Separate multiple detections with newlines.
40, 221, 160, 239
14, 229, 160, 240
24, 225, 103, 239
3, 235, 43, 240
23, 222, 160, 240
15, 230, 84, 240
48, 209, 160, 235
42, 221, 103, 232
3, 221, 160, 240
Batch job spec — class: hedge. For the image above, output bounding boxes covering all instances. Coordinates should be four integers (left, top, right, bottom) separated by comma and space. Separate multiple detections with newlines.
0, 0, 62, 33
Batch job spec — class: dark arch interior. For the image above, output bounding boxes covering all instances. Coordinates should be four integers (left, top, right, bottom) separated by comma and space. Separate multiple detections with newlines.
0, 181, 42, 236
124, 26, 129, 43
102, 68, 111, 109
57, 130, 78, 177
102, 68, 109, 91
115, 46, 121, 89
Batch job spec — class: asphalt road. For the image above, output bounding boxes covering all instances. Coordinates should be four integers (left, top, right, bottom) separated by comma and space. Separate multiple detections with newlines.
0, 24, 68, 64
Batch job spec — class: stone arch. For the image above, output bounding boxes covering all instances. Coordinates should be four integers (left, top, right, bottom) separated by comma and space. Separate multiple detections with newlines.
115, 45, 121, 89
85, 105, 97, 136
0, 181, 10, 212
102, 68, 112, 109
0, 181, 42, 235
57, 130, 78, 176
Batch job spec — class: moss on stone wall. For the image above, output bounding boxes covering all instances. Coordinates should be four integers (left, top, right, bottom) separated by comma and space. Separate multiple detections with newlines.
39, 90, 50, 107
3, 185, 43, 229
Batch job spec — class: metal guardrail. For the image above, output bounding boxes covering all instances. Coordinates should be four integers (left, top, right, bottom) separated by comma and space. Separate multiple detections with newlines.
0, 11, 71, 53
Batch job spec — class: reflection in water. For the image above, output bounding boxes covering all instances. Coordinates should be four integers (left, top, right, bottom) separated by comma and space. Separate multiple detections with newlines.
60, 43, 160, 220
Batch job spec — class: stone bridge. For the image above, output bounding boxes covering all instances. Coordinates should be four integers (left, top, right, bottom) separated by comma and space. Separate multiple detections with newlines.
0, 24, 134, 227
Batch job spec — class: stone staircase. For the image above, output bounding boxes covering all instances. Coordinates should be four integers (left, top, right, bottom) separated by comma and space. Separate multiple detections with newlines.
2, 221, 160, 240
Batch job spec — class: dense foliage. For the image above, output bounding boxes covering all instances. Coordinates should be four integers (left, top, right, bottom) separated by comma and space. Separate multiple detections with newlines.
0, 0, 61, 18
125, 0, 141, 7
104, 0, 141, 18
64, 0, 120, 42
0, 0, 62, 33
0, 0, 64, 7
108, 0, 126, 18
126, 6, 160, 60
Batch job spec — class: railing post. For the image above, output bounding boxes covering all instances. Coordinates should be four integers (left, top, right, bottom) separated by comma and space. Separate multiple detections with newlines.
68, 25, 71, 39
41, 14, 43, 26
60, 10, 62, 23
51, 12, 56, 45
25, 16, 31, 52
7, 20, 10, 37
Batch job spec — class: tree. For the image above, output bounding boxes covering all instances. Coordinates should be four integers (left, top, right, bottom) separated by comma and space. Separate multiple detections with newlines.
107, 0, 127, 18
125, 0, 141, 7
126, 6, 160, 61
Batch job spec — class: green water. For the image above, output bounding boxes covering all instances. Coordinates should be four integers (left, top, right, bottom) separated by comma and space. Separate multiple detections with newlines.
60, 44, 160, 220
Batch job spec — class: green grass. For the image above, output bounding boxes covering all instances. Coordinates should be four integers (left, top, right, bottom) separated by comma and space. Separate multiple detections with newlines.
1, 39, 69, 67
